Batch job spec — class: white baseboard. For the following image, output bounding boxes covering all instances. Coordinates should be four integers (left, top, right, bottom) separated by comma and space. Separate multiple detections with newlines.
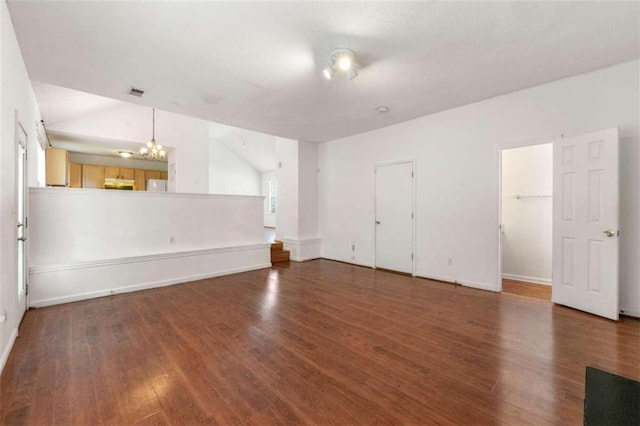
416, 272, 499, 293
502, 273, 551, 286
30, 263, 271, 308
0, 328, 18, 376
290, 255, 318, 262
29, 243, 271, 308
320, 256, 375, 269
620, 306, 640, 318
282, 238, 321, 262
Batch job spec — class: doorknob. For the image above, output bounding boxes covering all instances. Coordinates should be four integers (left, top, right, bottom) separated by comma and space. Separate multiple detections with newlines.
603, 229, 616, 238
375, 221, 381, 225
17, 236, 27, 242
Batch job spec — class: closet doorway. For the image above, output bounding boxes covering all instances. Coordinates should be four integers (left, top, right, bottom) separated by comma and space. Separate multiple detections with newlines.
500, 143, 553, 301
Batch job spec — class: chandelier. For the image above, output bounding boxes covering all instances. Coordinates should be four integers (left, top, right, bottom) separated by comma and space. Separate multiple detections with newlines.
140, 108, 166, 160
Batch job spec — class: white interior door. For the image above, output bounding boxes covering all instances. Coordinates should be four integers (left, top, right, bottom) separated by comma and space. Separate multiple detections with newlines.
552, 128, 619, 320
16, 120, 28, 312
375, 161, 414, 274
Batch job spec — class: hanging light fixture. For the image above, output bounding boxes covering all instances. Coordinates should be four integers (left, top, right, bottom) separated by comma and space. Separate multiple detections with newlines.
140, 108, 166, 160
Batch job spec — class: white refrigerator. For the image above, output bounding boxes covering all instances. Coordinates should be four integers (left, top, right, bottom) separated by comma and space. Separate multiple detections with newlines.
146, 179, 167, 192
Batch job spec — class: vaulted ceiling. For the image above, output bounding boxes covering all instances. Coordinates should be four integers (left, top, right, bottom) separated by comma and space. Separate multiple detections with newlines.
8, 1, 640, 142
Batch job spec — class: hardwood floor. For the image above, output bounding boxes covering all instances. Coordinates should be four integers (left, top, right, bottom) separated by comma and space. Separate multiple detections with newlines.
1, 260, 638, 425
502, 278, 552, 301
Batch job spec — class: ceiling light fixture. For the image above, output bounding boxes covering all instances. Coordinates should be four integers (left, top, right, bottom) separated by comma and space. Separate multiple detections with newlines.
376, 106, 390, 114
338, 55, 352, 71
118, 151, 133, 158
140, 108, 166, 161
323, 48, 358, 81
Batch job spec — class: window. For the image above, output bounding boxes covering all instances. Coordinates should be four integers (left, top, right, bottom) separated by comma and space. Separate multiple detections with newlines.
269, 180, 277, 213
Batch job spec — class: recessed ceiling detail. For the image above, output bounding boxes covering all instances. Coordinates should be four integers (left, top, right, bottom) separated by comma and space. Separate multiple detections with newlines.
7, 2, 640, 142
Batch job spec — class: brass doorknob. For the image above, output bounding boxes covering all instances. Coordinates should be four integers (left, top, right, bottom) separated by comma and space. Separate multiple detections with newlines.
603, 229, 616, 238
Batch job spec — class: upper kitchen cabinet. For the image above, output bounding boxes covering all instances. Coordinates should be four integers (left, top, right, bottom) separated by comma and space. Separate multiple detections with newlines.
145, 170, 162, 180
82, 165, 104, 189
45, 148, 68, 187
68, 162, 82, 188
134, 169, 146, 191
105, 167, 135, 179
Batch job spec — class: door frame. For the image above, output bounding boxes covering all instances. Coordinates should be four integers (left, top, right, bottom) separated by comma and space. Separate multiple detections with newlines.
497, 136, 554, 293
373, 158, 417, 276
14, 110, 29, 313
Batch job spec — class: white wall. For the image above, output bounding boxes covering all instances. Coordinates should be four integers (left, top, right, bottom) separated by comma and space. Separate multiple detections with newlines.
261, 171, 276, 227
209, 138, 261, 196
319, 60, 640, 316
34, 139, 45, 187
298, 141, 319, 239
28, 188, 269, 306
501, 144, 553, 284
275, 137, 299, 240
275, 138, 321, 260
29, 189, 265, 263
0, 0, 43, 372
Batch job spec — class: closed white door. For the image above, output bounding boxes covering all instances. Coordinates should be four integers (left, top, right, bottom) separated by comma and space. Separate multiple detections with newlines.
552, 128, 619, 320
375, 161, 414, 274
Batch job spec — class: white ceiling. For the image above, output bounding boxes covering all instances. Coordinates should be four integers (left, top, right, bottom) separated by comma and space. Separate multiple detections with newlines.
210, 123, 277, 173
34, 81, 272, 169
8, 1, 640, 142
32, 82, 166, 162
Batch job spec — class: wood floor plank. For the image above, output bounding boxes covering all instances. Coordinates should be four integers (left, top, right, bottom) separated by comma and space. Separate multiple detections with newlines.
502, 279, 552, 300
1, 259, 638, 425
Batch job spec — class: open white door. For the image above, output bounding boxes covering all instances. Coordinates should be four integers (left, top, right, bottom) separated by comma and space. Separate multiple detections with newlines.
16, 116, 29, 314
375, 161, 414, 274
552, 128, 619, 320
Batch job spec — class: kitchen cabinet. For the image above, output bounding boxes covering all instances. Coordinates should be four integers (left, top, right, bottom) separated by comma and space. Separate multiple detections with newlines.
46, 148, 68, 187
145, 170, 162, 181
82, 165, 104, 189
64, 161, 165, 190
105, 167, 135, 179
68, 162, 82, 188
134, 169, 146, 191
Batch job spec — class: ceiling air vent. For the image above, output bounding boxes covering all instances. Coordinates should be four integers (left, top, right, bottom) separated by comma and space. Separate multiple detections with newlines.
129, 87, 144, 97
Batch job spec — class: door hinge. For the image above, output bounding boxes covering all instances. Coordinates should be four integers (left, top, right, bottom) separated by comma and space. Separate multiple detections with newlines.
411, 212, 414, 219
411, 171, 414, 178
411, 253, 414, 260
26, 284, 29, 296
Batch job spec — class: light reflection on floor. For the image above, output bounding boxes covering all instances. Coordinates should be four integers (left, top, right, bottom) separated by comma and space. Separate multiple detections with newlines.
494, 297, 557, 420
260, 269, 279, 320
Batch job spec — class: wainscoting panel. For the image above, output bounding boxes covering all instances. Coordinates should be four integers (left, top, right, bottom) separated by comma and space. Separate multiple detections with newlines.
29, 244, 271, 307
